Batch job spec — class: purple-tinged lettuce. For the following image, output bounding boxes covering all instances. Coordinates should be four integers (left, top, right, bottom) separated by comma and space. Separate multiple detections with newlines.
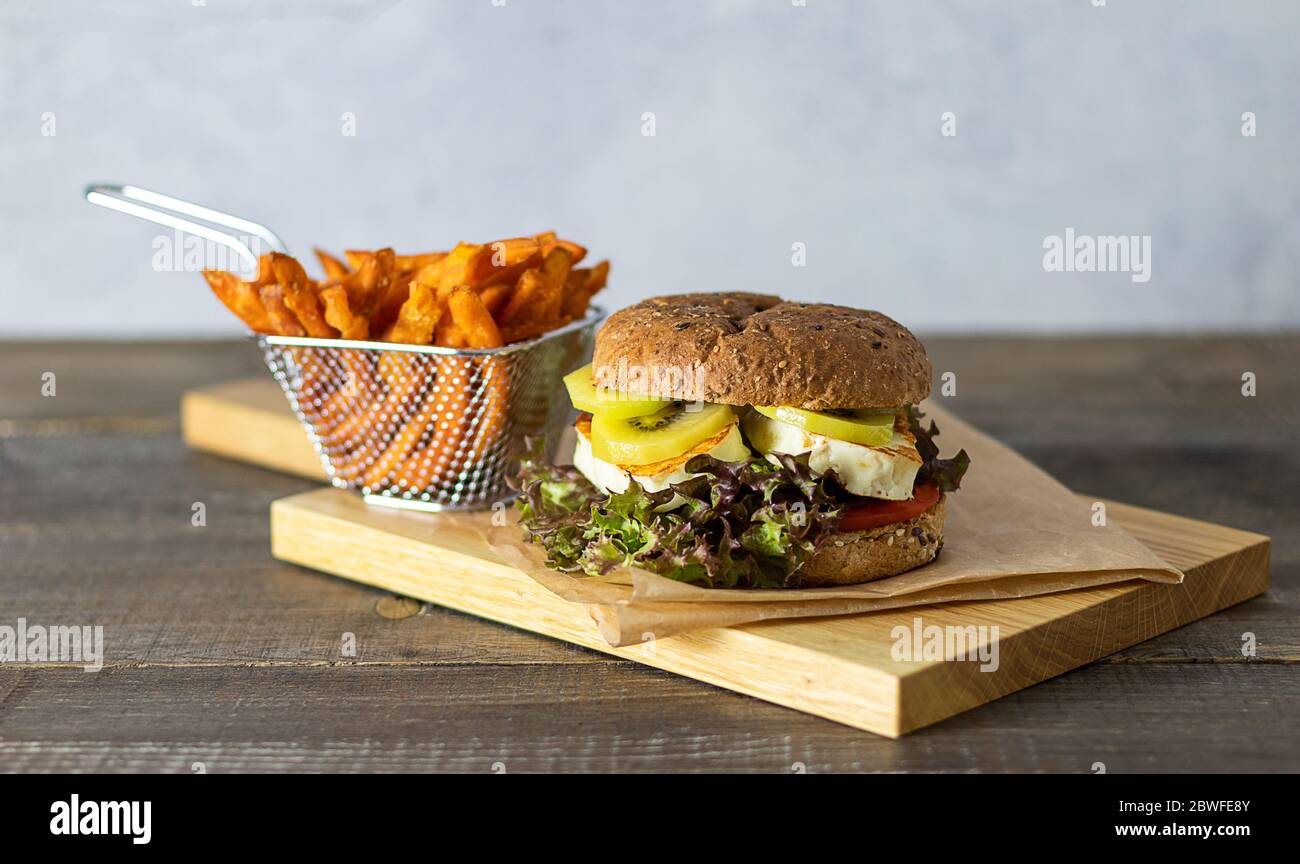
511, 405, 969, 589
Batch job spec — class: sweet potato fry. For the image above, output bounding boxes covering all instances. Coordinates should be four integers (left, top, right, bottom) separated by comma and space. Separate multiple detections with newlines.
361, 383, 443, 488
304, 347, 385, 463
537, 246, 572, 322
199, 235, 602, 352
563, 267, 586, 296
388, 442, 449, 493
434, 311, 467, 348
294, 346, 334, 395
249, 253, 276, 289
332, 353, 430, 484
479, 281, 513, 317
498, 268, 546, 327
315, 249, 350, 280
446, 286, 503, 349
414, 242, 487, 292
348, 247, 396, 315
479, 260, 539, 291
542, 236, 586, 265
282, 285, 336, 338
258, 283, 307, 336
320, 283, 370, 340
473, 237, 544, 288
202, 270, 273, 334
293, 345, 364, 443
316, 347, 376, 424
417, 356, 473, 476
497, 246, 570, 329
273, 253, 338, 338
395, 357, 505, 490
486, 237, 543, 267
383, 281, 441, 345
352, 248, 448, 278
395, 252, 446, 274
466, 360, 510, 456
499, 319, 564, 344
338, 348, 380, 400
368, 278, 410, 336
323, 248, 399, 333
561, 259, 609, 319
377, 350, 413, 390
586, 259, 609, 292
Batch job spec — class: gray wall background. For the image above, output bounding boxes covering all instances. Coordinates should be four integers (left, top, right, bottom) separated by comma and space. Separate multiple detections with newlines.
1, 0, 1296, 337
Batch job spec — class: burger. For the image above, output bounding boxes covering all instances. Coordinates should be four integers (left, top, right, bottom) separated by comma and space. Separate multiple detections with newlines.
512, 293, 970, 589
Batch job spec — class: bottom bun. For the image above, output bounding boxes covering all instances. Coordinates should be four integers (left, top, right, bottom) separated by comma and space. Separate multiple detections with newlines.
793, 494, 947, 587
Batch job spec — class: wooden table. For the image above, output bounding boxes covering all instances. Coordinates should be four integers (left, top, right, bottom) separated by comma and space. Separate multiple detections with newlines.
1, 337, 1296, 772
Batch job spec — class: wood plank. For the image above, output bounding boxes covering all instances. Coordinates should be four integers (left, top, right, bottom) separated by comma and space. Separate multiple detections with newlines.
2, 664, 1296, 772
0, 340, 265, 421
269, 487, 1269, 737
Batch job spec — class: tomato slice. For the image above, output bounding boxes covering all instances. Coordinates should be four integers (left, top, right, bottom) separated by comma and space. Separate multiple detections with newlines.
836, 482, 940, 533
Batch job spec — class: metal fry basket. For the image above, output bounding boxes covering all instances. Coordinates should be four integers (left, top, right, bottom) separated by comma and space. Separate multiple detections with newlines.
82, 181, 600, 513
263, 314, 599, 512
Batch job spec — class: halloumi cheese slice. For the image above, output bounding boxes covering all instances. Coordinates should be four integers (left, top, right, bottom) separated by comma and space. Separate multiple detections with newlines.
741, 410, 921, 500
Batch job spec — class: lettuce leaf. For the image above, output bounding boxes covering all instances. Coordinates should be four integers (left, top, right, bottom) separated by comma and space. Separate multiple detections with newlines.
904, 405, 971, 492
511, 406, 970, 589
510, 440, 846, 588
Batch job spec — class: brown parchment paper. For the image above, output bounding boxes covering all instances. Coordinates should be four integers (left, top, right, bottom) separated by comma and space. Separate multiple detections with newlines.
482, 402, 1182, 647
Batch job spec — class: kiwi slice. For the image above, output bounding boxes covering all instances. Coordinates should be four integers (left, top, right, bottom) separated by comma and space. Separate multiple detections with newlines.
563, 363, 668, 419
590, 402, 736, 466
753, 405, 896, 446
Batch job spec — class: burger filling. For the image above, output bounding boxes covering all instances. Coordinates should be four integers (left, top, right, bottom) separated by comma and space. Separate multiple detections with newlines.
512, 364, 969, 589
572, 414, 751, 495
740, 410, 921, 500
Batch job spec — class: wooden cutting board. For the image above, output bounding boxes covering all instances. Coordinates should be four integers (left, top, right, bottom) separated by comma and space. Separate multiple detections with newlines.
182, 377, 327, 480
184, 377, 1271, 737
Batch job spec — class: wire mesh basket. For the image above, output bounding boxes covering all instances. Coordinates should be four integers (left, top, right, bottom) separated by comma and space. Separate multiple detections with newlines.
80, 182, 600, 511
262, 310, 601, 511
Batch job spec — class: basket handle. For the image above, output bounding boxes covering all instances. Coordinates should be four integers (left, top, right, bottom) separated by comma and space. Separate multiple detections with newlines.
84, 183, 286, 271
